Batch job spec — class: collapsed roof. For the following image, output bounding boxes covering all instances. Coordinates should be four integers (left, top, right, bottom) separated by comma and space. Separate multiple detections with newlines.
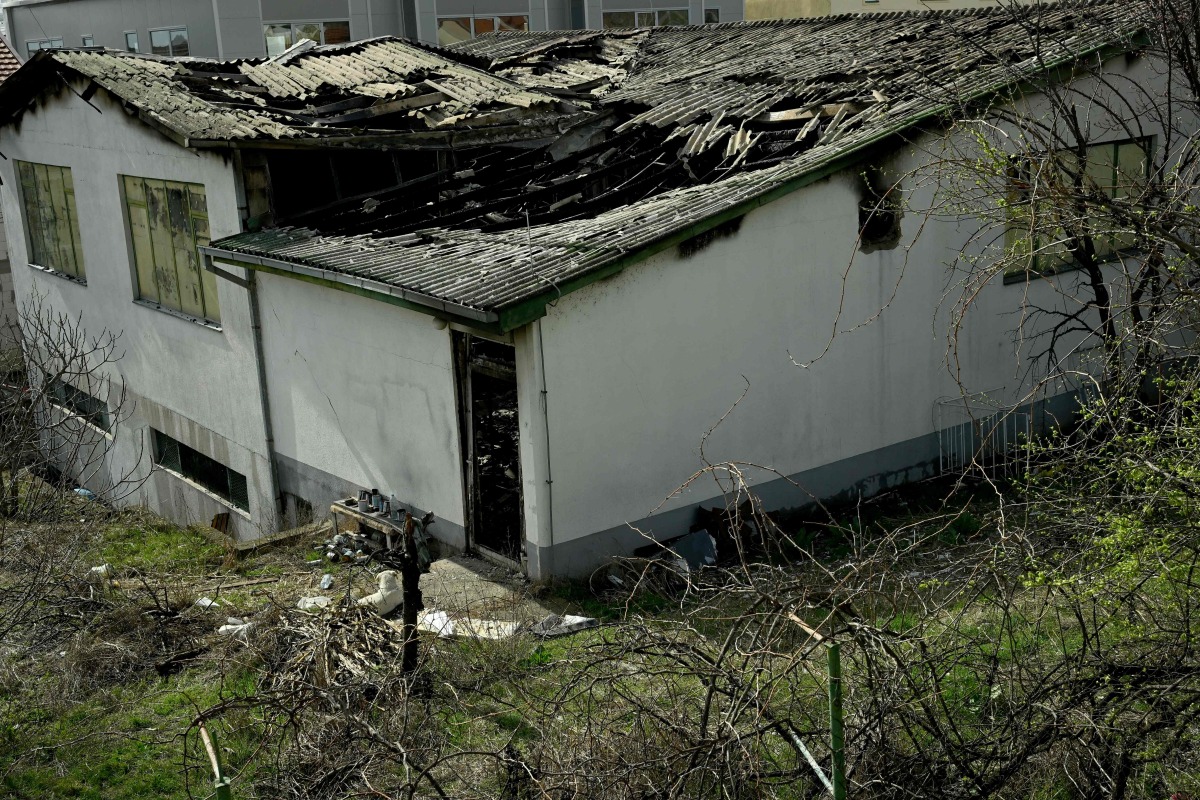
0, 1, 1149, 331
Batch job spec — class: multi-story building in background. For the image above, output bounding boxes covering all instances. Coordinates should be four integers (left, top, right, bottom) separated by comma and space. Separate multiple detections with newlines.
0, 0, 743, 56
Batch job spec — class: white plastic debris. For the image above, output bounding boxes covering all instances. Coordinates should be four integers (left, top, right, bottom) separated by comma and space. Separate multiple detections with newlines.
194, 596, 220, 610
320, 573, 334, 590
218, 622, 253, 641
225, 616, 245, 626
89, 564, 113, 579
356, 570, 402, 615
297, 595, 332, 611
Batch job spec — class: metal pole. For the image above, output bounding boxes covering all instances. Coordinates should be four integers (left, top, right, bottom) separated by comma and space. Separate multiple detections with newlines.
828, 643, 847, 800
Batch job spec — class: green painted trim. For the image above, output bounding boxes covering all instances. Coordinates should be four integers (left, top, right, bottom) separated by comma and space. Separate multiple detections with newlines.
219, 257, 508, 335
496, 36, 1147, 332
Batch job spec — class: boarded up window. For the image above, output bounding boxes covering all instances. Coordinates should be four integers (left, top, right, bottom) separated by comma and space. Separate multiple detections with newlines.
17, 161, 85, 278
123, 176, 220, 323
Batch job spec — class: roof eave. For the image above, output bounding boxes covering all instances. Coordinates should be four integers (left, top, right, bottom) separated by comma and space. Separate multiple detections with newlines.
199, 245, 504, 333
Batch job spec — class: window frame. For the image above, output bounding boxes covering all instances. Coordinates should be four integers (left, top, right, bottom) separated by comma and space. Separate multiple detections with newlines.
25, 37, 64, 57
1003, 137, 1153, 284
124, 31, 139, 52
152, 429, 250, 512
120, 174, 220, 327
81, 35, 95, 47
435, 14, 529, 44
601, 8, 690, 28
149, 26, 189, 56
15, 160, 86, 282
262, 19, 351, 56
703, 8, 720, 23
47, 378, 111, 432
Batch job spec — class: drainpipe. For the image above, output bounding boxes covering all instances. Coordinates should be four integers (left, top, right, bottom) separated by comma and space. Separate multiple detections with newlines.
535, 321, 554, 562
228, 153, 282, 529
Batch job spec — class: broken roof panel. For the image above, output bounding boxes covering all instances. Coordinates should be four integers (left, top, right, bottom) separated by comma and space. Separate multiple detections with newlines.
0, 37, 573, 145
209, 1, 1147, 329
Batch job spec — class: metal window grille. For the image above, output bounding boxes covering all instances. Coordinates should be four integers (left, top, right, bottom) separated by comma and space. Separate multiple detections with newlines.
935, 393, 1032, 478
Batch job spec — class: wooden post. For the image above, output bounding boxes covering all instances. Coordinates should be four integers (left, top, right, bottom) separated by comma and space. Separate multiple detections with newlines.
199, 722, 233, 800
401, 511, 421, 674
828, 643, 847, 800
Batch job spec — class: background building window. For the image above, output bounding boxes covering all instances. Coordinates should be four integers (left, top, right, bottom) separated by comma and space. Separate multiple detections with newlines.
263, 20, 351, 56
25, 38, 64, 57
16, 161, 85, 279
602, 9, 688, 28
124, 31, 138, 52
150, 27, 189, 56
153, 430, 249, 511
48, 379, 109, 430
122, 175, 219, 323
704, 8, 720, 23
81, 35, 95, 47
436, 15, 528, 45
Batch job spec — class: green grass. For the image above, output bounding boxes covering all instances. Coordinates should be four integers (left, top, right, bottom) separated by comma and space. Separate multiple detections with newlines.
92, 516, 226, 576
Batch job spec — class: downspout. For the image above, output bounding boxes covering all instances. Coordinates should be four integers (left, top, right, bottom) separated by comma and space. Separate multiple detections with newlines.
535, 320, 554, 558
228, 153, 282, 529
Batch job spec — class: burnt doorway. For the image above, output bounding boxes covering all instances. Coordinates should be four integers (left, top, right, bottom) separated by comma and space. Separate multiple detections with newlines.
456, 334, 524, 563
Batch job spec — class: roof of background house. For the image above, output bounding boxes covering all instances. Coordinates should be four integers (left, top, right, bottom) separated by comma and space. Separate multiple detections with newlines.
205, 1, 1147, 331
0, 36, 575, 146
0, 35, 22, 82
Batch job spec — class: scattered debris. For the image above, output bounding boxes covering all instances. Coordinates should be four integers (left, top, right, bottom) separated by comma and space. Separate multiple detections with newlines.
297, 596, 332, 612
194, 596, 220, 610
319, 573, 334, 590
217, 621, 253, 641
88, 564, 113, 579
530, 614, 599, 638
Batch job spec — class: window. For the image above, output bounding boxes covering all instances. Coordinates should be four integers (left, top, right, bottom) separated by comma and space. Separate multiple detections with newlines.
16, 161, 85, 279
704, 8, 720, 23
48, 379, 110, 430
263, 20, 351, 56
124, 31, 138, 52
602, 9, 689, 28
81, 35, 95, 47
150, 27, 189, 56
153, 430, 249, 511
436, 15, 528, 45
25, 38, 64, 57
1006, 139, 1150, 279
122, 175, 219, 323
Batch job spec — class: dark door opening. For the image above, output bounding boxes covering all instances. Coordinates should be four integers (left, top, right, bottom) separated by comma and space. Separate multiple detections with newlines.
456, 334, 524, 563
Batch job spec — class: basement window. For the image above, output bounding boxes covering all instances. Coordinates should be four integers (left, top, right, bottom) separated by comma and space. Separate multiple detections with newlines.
17, 161, 85, 280
48, 379, 110, 431
122, 175, 220, 324
81, 35, 95, 47
124, 31, 139, 53
153, 429, 249, 511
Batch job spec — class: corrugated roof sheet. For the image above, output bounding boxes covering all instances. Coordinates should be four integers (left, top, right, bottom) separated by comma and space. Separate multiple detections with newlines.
209, 1, 1146, 327
0, 37, 572, 144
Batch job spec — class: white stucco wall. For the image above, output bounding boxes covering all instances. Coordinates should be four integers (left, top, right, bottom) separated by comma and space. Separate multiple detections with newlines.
253, 272, 468, 543
0, 82, 273, 537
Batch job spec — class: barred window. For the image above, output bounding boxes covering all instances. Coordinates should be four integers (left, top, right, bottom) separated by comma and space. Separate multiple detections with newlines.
48, 379, 109, 431
17, 161, 85, 279
153, 429, 249, 511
